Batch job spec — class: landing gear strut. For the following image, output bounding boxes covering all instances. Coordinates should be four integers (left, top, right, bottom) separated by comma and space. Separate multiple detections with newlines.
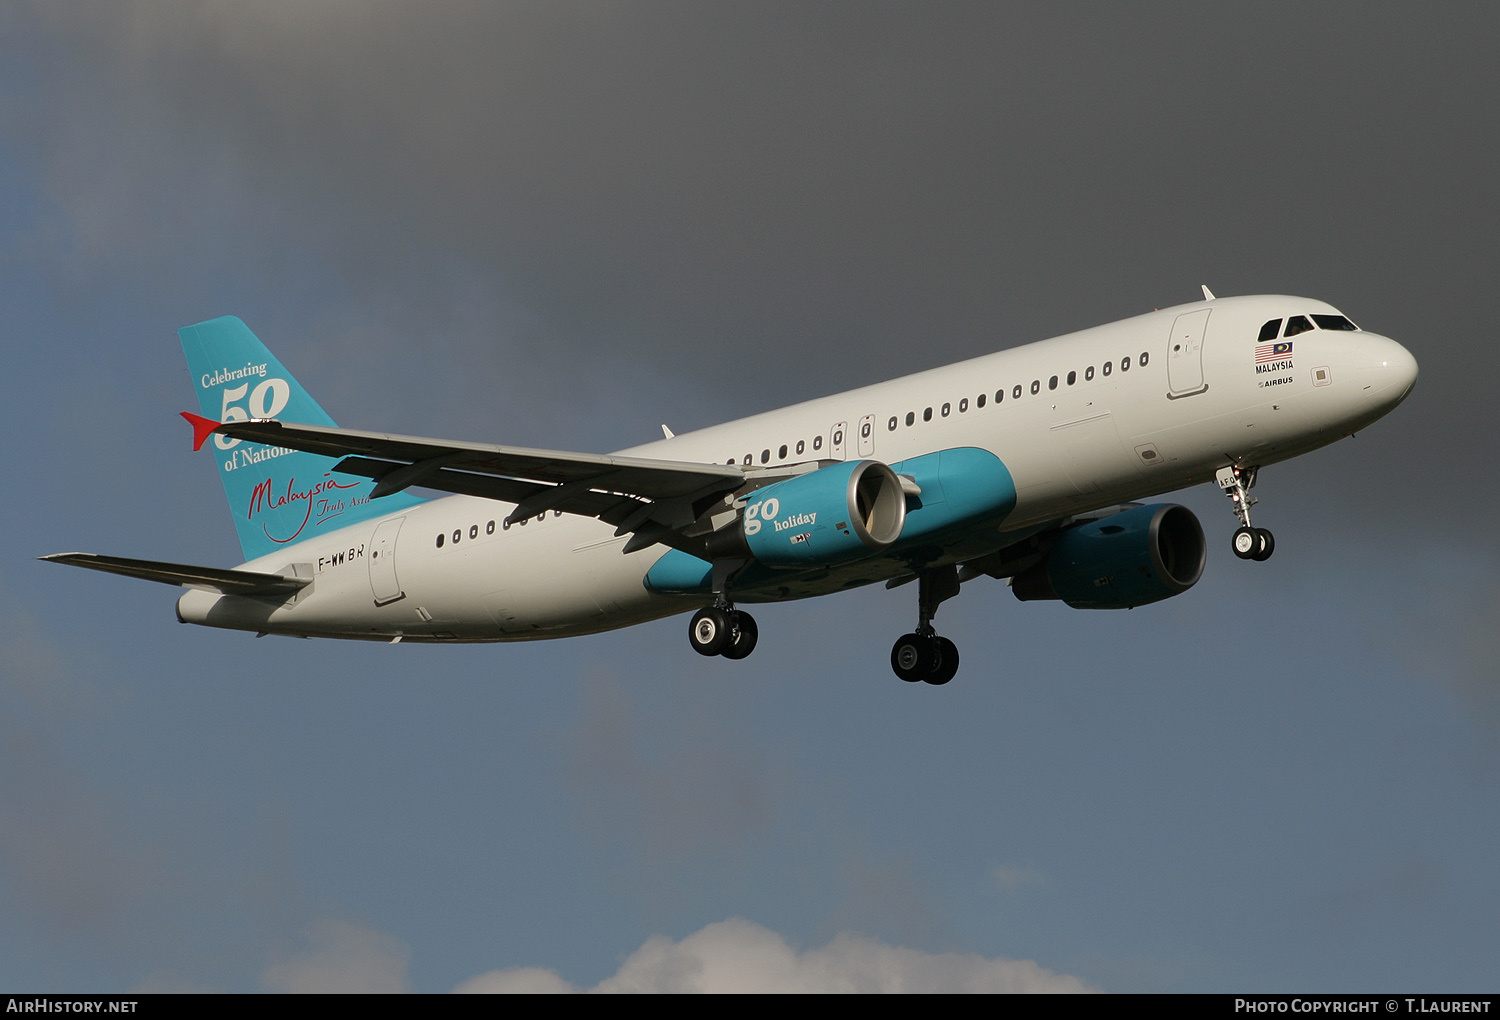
890, 565, 961, 685
1217, 464, 1274, 561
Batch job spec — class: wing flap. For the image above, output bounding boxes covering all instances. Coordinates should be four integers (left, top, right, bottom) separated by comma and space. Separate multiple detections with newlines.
40, 553, 311, 596
210, 420, 749, 555
216, 421, 744, 500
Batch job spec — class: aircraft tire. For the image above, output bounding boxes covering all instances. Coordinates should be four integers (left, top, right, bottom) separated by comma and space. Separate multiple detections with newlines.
1252, 528, 1275, 561
1232, 526, 1259, 559
689, 607, 733, 656
891, 633, 935, 682
925, 636, 959, 686
720, 611, 759, 660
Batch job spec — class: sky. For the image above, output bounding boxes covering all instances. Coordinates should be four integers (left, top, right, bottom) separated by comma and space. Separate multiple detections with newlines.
2, 1, 1498, 993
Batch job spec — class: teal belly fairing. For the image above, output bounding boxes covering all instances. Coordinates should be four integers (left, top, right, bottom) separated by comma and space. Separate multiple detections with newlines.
643, 448, 1017, 597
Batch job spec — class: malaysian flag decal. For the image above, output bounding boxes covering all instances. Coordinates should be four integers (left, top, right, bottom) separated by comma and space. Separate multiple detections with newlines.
1255, 341, 1293, 364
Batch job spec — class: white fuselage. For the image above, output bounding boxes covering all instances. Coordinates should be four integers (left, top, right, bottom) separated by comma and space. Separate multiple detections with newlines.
176, 295, 1417, 641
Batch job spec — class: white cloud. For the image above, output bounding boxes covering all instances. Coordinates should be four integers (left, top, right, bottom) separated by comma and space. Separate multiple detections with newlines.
453, 967, 578, 994
261, 920, 411, 994
456, 918, 1094, 993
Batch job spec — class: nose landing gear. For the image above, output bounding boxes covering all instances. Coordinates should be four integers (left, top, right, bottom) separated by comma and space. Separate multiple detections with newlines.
1218, 464, 1274, 561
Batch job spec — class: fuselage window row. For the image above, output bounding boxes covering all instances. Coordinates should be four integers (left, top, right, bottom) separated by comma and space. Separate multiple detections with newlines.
716, 348, 1155, 471
436, 514, 557, 548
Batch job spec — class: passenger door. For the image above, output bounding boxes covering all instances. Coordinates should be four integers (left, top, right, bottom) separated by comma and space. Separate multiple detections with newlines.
1166, 308, 1211, 398
368, 516, 406, 605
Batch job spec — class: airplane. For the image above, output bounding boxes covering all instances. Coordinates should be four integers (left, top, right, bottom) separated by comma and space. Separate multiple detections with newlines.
43, 288, 1417, 685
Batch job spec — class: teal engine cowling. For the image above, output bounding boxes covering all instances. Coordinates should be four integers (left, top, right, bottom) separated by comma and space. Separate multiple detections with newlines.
705, 459, 907, 569
1011, 503, 1206, 609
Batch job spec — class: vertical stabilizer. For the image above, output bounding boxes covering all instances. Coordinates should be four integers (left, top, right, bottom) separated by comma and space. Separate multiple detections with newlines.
179, 316, 424, 563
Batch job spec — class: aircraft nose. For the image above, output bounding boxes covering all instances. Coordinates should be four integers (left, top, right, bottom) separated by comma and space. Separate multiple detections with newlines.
1360, 332, 1419, 405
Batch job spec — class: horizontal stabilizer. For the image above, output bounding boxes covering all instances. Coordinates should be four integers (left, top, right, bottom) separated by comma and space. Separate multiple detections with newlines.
39, 552, 311, 596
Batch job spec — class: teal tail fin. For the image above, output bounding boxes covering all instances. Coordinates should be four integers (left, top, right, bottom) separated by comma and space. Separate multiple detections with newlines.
179, 316, 424, 562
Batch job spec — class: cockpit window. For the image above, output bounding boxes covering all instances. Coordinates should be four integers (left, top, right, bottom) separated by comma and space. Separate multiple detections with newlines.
1257, 319, 1282, 343
1284, 315, 1314, 337
1312, 314, 1358, 331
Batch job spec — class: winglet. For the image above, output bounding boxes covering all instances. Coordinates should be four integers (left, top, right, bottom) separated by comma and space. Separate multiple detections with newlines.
1201, 285, 1217, 301
181, 411, 221, 452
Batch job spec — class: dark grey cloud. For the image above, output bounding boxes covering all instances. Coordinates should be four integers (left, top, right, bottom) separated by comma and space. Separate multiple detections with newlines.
11, 3, 1497, 525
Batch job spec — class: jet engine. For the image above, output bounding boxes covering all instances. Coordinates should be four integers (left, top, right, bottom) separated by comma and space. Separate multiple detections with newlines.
705, 459, 907, 569
1010, 503, 1206, 609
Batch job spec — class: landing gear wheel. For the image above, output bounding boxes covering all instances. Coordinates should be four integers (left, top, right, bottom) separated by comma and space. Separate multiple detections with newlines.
1252, 528, 1275, 562
891, 632, 935, 683
689, 607, 732, 656
720, 611, 759, 660
1232, 526, 1259, 560
926, 636, 959, 686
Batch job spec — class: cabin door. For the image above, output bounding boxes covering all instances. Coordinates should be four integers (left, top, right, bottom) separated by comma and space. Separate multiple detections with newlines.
368, 516, 406, 605
1166, 308, 1211, 398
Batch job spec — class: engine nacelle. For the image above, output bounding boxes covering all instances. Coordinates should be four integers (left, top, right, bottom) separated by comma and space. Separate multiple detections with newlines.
706, 459, 907, 569
1011, 503, 1206, 609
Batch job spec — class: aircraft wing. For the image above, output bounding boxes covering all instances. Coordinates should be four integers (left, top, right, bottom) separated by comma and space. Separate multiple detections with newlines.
206, 419, 754, 556
40, 552, 310, 597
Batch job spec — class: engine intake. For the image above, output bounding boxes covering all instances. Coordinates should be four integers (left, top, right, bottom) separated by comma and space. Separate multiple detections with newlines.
1011, 503, 1206, 609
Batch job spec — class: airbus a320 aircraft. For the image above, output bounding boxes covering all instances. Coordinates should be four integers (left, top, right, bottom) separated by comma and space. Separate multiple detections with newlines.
45, 289, 1416, 684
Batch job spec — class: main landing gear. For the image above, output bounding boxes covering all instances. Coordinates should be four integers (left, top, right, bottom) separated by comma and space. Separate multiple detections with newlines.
1217, 464, 1275, 561
688, 604, 758, 660
890, 565, 961, 685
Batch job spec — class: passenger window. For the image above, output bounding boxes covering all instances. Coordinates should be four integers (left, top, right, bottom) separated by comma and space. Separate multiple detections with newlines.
761, 449, 770, 463
469, 524, 478, 539
1085, 366, 1094, 381
959, 398, 968, 412
813, 435, 823, 450
923, 407, 933, 422
977, 393, 986, 407
453, 530, 461, 543
1285, 315, 1313, 337
436, 533, 444, 548
1312, 314, 1358, 331
502, 518, 512, 531
906, 411, 915, 426
1258, 319, 1283, 343
487, 520, 495, 535
941, 402, 950, 417
1049, 376, 1058, 390
1030, 380, 1040, 394
887, 416, 897, 431
1013, 384, 1022, 399
1140, 351, 1149, 366
1103, 361, 1112, 376
778, 444, 787, 459
796, 439, 805, 455
1121, 356, 1131, 371
1067, 371, 1076, 385
743, 454, 752, 465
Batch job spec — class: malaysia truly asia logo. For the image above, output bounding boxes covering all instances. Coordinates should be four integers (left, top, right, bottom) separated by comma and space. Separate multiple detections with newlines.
248, 473, 366, 544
